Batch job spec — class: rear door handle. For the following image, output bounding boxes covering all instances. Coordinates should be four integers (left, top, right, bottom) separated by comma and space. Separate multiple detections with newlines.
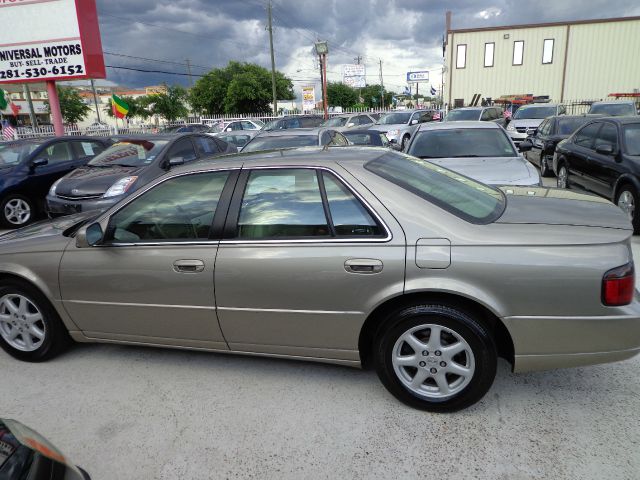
173, 259, 205, 273
344, 259, 383, 274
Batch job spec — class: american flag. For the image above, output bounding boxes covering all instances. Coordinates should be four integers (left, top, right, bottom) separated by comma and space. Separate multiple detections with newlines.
503, 108, 513, 119
2, 120, 16, 141
432, 111, 441, 121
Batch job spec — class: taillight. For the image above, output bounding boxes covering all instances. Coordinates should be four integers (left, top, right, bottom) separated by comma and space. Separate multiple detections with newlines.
602, 263, 635, 306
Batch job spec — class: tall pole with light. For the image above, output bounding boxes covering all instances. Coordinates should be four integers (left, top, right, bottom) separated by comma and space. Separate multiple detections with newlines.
315, 41, 329, 120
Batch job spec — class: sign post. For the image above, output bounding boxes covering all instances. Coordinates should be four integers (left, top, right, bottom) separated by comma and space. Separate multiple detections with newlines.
0, 0, 106, 137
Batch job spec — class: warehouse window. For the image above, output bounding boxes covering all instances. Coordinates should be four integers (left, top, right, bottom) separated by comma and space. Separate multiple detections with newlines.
484, 43, 494, 67
456, 44, 467, 69
542, 39, 554, 64
513, 40, 524, 65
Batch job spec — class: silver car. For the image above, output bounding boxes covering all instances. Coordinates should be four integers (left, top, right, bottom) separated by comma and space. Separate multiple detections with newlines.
240, 128, 348, 153
212, 131, 259, 152
369, 109, 437, 149
405, 121, 540, 186
321, 113, 377, 131
0, 147, 639, 412
506, 103, 566, 147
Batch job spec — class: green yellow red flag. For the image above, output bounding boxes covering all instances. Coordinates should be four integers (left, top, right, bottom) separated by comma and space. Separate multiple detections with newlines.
111, 94, 129, 119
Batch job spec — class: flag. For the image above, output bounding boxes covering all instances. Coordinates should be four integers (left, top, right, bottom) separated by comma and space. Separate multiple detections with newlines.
0, 89, 7, 110
111, 94, 129, 119
430, 85, 437, 96
2, 120, 16, 141
9, 102, 21, 117
503, 108, 512, 119
433, 111, 441, 121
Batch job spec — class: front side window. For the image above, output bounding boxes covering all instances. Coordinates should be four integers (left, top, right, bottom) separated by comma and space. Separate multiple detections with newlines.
542, 39, 554, 64
0, 142, 40, 167
484, 43, 494, 67
594, 124, 618, 151
108, 171, 230, 243
365, 152, 505, 224
407, 128, 517, 159
167, 138, 198, 162
574, 123, 602, 149
480, 110, 492, 121
513, 40, 524, 65
456, 44, 467, 69
45, 142, 74, 163
194, 137, 220, 156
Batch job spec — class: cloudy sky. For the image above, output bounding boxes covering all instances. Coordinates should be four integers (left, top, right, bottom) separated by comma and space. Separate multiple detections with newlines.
95, 0, 640, 99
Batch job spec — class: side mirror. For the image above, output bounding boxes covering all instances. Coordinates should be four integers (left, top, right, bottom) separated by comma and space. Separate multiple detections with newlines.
410, 119, 418, 125
346, 122, 355, 127
76, 222, 104, 248
519, 140, 533, 152
30, 158, 48, 170
168, 156, 185, 167
526, 128, 537, 137
595, 144, 615, 156
225, 127, 232, 132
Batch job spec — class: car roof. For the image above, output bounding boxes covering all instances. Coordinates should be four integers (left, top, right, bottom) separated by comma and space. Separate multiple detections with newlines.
342, 129, 381, 135
0, 136, 110, 146
589, 116, 640, 125
417, 120, 500, 131
591, 100, 635, 105
109, 133, 194, 141
452, 107, 484, 111
518, 103, 560, 108
255, 128, 323, 137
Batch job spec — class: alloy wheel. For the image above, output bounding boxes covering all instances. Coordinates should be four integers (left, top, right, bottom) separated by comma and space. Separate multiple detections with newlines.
4, 198, 31, 226
0, 294, 46, 352
617, 190, 635, 221
557, 166, 568, 188
391, 323, 475, 400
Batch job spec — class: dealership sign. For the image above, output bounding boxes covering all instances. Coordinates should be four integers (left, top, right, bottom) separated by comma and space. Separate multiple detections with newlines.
406, 71, 429, 83
343, 64, 366, 89
302, 86, 315, 111
0, 0, 106, 84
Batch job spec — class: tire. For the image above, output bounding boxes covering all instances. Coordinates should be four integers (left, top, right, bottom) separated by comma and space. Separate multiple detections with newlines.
0, 194, 35, 229
615, 184, 640, 234
374, 304, 497, 412
540, 155, 552, 177
0, 280, 71, 362
401, 135, 410, 151
557, 164, 569, 189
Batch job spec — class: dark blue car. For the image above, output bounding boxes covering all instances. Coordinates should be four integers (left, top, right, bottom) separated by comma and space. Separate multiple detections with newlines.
0, 136, 112, 228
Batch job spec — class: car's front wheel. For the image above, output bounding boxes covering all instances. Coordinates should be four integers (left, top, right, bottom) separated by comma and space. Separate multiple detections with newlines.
0, 280, 71, 362
1, 194, 35, 229
374, 304, 497, 412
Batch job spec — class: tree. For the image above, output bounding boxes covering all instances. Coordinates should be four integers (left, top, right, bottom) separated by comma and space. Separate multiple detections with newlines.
326, 82, 358, 109
47, 86, 90, 124
103, 95, 152, 120
360, 84, 394, 109
189, 61, 295, 114
146, 85, 189, 122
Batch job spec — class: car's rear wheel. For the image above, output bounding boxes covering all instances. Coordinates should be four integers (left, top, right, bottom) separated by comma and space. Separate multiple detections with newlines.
1, 194, 34, 229
540, 155, 553, 177
616, 185, 640, 233
0, 280, 71, 362
557, 165, 569, 188
374, 304, 497, 412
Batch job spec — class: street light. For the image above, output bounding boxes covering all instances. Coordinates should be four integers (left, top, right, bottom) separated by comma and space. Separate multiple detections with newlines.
315, 41, 329, 119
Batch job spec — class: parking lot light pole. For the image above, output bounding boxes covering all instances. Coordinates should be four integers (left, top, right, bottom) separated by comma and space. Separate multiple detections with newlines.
315, 41, 329, 120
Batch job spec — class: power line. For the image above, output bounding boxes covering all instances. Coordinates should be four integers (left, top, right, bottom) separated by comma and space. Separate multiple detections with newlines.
105, 65, 205, 77
103, 51, 210, 70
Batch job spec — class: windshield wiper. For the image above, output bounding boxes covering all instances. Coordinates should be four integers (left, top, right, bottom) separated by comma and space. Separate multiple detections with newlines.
448, 154, 483, 158
417, 155, 442, 159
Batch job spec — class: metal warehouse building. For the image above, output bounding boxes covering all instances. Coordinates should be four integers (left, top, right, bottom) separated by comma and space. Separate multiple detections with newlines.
443, 15, 640, 107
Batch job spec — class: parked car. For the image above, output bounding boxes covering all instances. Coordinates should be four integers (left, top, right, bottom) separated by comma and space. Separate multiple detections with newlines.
588, 100, 638, 117
342, 129, 390, 147
519, 114, 603, 176
505, 103, 566, 148
0, 137, 112, 228
405, 121, 540, 186
369, 109, 438, 149
554, 117, 640, 231
160, 124, 211, 134
0, 147, 638, 412
240, 128, 348, 153
443, 106, 507, 128
46, 134, 235, 217
0, 418, 90, 479
214, 119, 264, 133
321, 113, 377, 131
213, 131, 259, 152
262, 115, 324, 131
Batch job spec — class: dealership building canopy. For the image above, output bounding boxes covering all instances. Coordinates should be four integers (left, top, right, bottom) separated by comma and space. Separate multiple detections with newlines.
443, 15, 640, 107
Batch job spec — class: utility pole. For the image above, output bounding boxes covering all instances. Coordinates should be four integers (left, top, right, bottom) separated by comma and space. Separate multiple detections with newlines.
22, 83, 38, 128
354, 55, 362, 65
267, 1, 278, 115
354, 55, 362, 105
90, 79, 101, 124
379, 59, 384, 109
185, 58, 194, 87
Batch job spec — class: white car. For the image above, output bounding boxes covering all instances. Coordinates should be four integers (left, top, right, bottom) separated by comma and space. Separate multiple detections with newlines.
207, 119, 264, 134
320, 113, 377, 131
506, 103, 566, 148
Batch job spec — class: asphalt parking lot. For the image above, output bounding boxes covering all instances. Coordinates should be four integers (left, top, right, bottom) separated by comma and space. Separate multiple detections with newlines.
1, 178, 639, 479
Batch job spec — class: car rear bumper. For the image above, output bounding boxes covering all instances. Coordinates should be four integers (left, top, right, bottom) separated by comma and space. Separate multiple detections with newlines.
505, 304, 640, 372
46, 194, 119, 216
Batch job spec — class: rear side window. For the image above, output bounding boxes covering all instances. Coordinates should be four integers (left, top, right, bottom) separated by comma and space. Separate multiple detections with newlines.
194, 137, 220, 155
574, 123, 601, 149
595, 124, 618, 151
167, 138, 197, 162
365, 152, 505, 224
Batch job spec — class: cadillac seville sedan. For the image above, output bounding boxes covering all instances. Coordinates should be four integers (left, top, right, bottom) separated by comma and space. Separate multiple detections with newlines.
0, 147, 639, 412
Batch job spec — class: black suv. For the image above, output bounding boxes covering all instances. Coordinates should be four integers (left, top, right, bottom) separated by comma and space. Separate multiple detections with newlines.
554, 117, 640, 231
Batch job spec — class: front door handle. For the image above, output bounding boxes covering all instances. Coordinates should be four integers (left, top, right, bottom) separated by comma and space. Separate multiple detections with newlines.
173, 259, 205, 273
344, 259, 383, 274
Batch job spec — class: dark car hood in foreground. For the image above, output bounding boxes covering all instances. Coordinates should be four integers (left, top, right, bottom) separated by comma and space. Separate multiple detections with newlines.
497, 187, 631, 230
56, 165, 143, 197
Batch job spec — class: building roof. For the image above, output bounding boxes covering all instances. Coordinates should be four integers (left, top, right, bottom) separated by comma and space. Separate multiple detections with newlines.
449, 15, 640, 34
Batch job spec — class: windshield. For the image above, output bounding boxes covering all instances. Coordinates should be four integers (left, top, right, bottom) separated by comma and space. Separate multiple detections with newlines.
444, 109, 481, 121
589, 103, 636, 116
365, 152, 505, 224
88, 140, 168, 167
408, 128, 517, 158
207, 123, 225, 133
513, 106, 556, 119
322, 117, 348, 127
0, 142, 40, 167
557, 117, 594, 135
242, 135, 317, 152
624, 124, 640, 156
378, 112, 412, 125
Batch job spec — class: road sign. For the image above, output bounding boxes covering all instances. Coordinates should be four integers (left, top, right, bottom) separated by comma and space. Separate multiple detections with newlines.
406, 71, 429, 83
302, 86, 315, 111
343, 64, 366, 88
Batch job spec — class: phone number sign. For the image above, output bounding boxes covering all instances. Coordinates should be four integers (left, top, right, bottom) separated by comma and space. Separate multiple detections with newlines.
0, 0, 105, 84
